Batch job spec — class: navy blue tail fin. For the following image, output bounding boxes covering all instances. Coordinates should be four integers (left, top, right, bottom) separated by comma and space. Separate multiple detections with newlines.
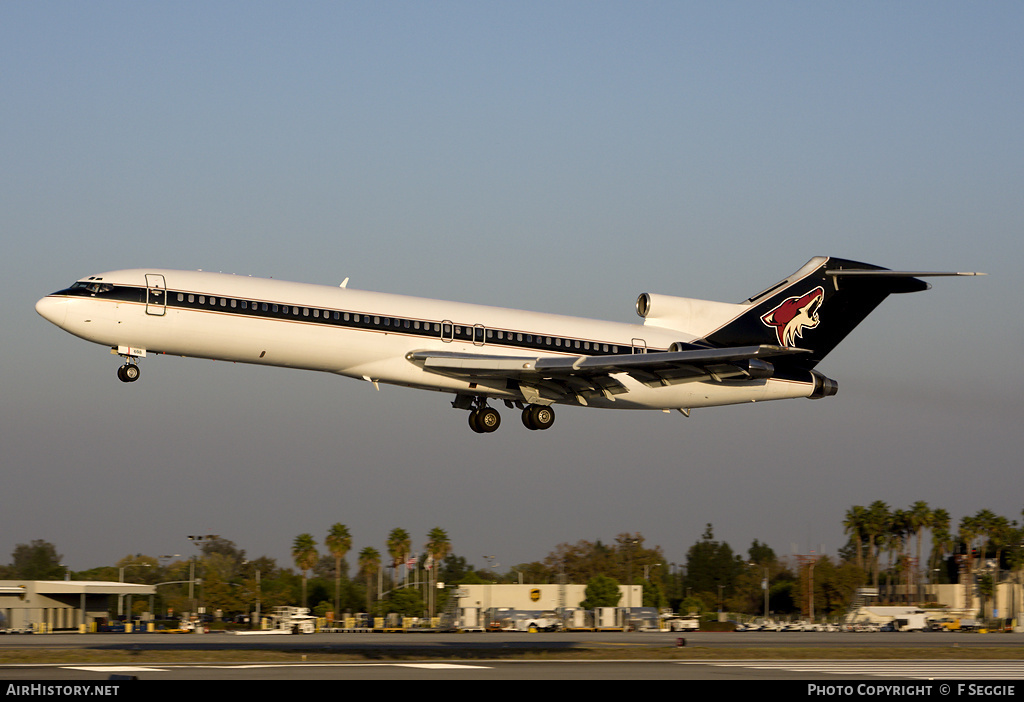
701, 257, 934, 369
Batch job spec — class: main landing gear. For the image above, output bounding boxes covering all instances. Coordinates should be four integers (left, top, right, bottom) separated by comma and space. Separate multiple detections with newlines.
464, 400, 556, 433
521, 404, 555, 431
468, 406, 501, 434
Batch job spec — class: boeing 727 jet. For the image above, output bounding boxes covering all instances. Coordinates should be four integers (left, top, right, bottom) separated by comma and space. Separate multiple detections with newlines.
35, 257, 980, 433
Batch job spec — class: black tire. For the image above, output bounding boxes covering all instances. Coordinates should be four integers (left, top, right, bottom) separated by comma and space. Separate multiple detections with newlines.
522, 406, 538, 430
522, 404, 555, 430
123, 364, 140, 382
532, 405, 554, 430
478, 407, 501, 433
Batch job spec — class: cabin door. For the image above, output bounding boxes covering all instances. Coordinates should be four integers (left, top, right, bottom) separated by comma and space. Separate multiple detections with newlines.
145, 274, 167, 316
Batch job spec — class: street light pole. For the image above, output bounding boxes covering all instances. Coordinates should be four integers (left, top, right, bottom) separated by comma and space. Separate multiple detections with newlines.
117, 563, 151, 617
187, 535, 219, 619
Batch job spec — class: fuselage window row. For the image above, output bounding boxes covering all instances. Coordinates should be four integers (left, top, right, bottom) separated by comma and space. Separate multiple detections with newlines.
91, 284, 627, 356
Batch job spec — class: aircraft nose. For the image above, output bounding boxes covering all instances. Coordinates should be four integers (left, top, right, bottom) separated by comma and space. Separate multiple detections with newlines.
35, 295, 68, 327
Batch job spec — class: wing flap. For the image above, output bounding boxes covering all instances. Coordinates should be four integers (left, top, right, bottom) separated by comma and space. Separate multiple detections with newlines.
407, 344, 808, 399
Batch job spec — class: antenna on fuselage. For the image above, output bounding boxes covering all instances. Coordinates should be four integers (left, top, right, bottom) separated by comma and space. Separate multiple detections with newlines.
340, 277, 349, 288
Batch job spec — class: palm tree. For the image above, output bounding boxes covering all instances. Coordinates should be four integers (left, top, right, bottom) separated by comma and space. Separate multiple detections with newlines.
325, 523, 352, 622
989, 515, 1014, 573
888, 509, 911, 603
425, 527, 451, 567
908, 501, 932, 602
958, 514, 980, 611
987, 514, 1014, 619
973, 509, 998, 562
864, 500, 891, 590
386, 528, 412, 589
843, 506, 868, 573
424, 527, 451, 618
929, 508, 952, 584
291, 533, 318, 609
358, 547, 381, 615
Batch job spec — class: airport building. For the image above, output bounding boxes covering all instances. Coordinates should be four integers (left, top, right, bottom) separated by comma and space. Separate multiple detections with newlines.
451, 583, 645, 630
454, 583, 642, 611
0, 580, 156, 632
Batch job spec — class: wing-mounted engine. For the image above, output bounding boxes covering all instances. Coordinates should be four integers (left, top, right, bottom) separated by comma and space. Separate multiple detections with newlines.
635, 292, 746, 335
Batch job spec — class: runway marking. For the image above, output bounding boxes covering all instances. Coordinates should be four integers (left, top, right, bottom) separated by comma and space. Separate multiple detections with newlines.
63, 663, 491, 672
676, 660, 1024, 679
64, 667, 170, 673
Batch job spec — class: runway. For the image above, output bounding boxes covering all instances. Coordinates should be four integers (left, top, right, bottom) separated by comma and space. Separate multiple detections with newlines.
1, 631, 1021, 681
5, 659, 1024, 682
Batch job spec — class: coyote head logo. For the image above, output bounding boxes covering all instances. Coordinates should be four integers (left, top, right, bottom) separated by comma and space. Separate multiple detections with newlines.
760, 287, 824, 347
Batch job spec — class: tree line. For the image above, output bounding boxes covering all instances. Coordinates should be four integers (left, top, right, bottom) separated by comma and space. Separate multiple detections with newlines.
3, 501, 1021, 623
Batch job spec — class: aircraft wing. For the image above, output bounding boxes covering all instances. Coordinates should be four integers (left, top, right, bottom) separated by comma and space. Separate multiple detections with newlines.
406, 344, 808, 405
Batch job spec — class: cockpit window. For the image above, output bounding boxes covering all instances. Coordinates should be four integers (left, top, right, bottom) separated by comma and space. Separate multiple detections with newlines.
70, 281, 113, 295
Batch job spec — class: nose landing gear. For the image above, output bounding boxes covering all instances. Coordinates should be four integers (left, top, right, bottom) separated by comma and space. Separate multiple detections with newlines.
117, 362, 140, 383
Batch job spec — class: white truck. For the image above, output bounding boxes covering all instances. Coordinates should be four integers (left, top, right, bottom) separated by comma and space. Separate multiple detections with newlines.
667, 613, 700, 631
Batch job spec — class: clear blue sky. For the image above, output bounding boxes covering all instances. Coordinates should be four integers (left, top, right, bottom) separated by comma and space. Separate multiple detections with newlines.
2, 2, 1021, 575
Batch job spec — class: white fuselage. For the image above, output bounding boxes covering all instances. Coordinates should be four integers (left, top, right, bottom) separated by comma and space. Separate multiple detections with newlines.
36, 268, 819, 412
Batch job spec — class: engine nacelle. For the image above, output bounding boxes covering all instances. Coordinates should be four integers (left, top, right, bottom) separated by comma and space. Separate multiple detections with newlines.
635, 292, 745, 334
667, 340, 713, 353
808, 370, 839, 399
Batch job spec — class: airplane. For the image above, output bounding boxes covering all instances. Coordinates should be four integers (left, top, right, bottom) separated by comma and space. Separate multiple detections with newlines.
35, 257, 982, 433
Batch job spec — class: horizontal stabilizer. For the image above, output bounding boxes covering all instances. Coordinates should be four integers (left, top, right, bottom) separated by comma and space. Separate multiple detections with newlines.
826, 270, 985, 278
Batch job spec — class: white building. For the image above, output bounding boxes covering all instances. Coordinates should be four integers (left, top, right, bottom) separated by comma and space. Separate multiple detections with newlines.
455, 583, 641, 611
0, 580, 156, 632
452, 583, 643, 629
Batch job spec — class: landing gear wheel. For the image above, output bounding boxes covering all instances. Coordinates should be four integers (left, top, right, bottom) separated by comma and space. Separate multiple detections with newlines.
477, 407, 501, 433
469, 407, 501, 433
522, 404, 555, 430
118, 363, 140, 383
